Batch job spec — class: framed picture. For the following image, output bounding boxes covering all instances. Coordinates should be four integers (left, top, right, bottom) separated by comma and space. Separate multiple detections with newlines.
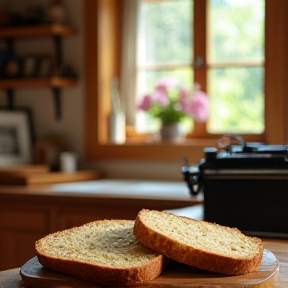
21, 54, 38, 78
37, 55, 53, 78
0, 108, 34, 166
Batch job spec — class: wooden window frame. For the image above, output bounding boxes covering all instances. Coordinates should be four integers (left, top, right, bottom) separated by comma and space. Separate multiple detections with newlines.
84, 0, 288, 162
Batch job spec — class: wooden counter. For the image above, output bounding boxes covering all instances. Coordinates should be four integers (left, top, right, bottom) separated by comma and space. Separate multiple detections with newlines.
0, 239, 287, 287
0, 180, 201, 271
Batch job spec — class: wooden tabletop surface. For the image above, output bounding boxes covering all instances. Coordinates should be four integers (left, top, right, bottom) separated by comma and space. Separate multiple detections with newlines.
0, 238, 287, 288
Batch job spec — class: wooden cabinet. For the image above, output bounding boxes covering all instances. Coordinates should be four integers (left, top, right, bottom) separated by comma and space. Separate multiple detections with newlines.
0, 24, 78, 119
0, 207, 49, 271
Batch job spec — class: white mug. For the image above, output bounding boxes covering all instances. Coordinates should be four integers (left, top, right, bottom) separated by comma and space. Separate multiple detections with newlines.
60, 152, 78, 173
110, 111, 126, 144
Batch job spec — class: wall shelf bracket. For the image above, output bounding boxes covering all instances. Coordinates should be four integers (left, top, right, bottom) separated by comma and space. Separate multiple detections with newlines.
52, 88, 62, 120
53, 35, 63, 72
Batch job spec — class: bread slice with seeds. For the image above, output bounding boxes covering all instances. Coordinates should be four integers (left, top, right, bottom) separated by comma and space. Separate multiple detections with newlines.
36, 220, 168, 286
133, 209, 263, 276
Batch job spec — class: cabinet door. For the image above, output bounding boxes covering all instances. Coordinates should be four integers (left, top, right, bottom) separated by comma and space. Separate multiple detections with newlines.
0, 208, 48, 270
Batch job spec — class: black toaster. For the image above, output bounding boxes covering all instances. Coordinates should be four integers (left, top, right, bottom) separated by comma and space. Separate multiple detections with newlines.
182, 136, 288, 238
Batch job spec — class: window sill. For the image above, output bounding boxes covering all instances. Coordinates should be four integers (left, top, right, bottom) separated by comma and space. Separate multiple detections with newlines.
87, 138, 217, 162
86, 131, 266, 162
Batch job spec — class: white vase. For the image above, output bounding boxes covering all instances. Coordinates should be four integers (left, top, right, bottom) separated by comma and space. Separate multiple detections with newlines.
160, 123, 182, 140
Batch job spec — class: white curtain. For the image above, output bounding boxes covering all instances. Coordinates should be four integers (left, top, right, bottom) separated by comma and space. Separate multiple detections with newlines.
120, 0, 140, 126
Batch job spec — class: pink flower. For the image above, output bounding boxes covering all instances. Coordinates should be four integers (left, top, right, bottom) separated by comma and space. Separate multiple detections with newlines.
155, 78, 176, 93
154, 89, 169, 107
189, 91, 209, 122
179, 87, 190, 109
138, 94, 153, 111
180, 87, 190, 99
137, 80, 210, 124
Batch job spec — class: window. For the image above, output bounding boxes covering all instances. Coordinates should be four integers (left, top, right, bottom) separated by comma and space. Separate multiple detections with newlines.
207, 0, 265, 134
135, 0, 264, 136
84, 0, 288, 162
136, 0, 194, 134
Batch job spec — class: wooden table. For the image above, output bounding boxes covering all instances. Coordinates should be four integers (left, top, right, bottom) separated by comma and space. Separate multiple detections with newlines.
0, 239, 287, 288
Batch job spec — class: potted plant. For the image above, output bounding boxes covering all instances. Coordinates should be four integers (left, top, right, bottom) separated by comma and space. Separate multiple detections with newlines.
137, 78, 209, 140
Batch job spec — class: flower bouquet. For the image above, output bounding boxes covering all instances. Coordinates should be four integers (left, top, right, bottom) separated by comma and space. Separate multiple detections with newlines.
137, 79, 209, 138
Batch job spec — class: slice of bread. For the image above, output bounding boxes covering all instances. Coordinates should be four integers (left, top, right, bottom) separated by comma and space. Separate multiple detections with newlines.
36, 220, 168, 286
134, 209, 264, 276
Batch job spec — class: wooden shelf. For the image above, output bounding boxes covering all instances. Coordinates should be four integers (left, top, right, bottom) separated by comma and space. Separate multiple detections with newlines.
0, 24, 77, 38
0, 77, 77, 89
0, 77, 77, 119
0, 24, 78, 119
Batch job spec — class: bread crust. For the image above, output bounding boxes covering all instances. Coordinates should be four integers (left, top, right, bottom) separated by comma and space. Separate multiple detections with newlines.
36, 220, 168, 286
133, 209, 264, 276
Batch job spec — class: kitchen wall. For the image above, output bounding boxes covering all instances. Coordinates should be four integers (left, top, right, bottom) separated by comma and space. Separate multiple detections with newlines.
0, 0, 186, 181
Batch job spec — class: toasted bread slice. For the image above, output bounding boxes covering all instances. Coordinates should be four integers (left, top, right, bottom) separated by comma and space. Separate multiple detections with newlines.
134, 209, 263, 275
36, 220, 168, 286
